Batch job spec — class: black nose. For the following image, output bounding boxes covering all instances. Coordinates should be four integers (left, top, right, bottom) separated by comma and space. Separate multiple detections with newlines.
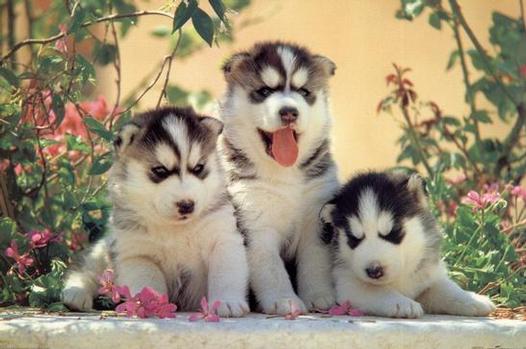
366, 264, 384, 279
176, 200, 195, 215
279, 106, 299, 124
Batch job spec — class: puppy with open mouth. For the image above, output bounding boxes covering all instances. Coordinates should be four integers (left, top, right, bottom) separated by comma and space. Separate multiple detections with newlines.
219, 41, 339, 315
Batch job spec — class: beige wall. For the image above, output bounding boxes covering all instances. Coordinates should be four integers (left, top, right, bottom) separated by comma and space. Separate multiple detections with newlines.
99, 0, 519, 178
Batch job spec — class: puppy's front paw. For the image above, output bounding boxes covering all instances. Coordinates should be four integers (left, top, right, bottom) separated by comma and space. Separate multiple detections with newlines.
260, 295, 307, 315
450, 292, 496, 316
381, 296, 424, 318
62, 286, 93, 311
301, 291, 336, 311
215, 299, 250, 318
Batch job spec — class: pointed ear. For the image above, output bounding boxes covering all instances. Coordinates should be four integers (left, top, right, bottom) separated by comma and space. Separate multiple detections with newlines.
320, 202, 336, 224
407, 173, 428, 207
114, 123, 141, 155
200, 116, 223, 136
222, 52, 250, 75
313, 55, 336, 77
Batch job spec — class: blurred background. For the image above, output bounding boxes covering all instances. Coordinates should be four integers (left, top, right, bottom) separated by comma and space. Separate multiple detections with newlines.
96, 0, 518, 177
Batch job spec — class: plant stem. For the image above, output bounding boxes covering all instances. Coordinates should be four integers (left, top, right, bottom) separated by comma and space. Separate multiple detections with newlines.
451, 20, 481, 143
449, 0, 518, 106
6, 0, 16, 70
0, 10, 175, 65
156, 30, 183, 108
399, 104, 434, 177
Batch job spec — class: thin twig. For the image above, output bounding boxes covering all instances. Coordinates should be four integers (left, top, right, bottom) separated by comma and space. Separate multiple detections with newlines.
156, 30, 183, 108
451, 20, 480, 143
107, 19, 122, 131
449, 0, 518, 106
0, 10, 174, 65
6, 0, 16, 70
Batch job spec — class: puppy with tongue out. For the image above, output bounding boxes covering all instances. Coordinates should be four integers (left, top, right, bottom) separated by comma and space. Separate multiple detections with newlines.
271, 127, 298, 167
220, 41, 340, 315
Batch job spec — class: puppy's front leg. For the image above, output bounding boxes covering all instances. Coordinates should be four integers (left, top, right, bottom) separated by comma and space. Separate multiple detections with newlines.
116, 256, 167, 296
335, 270, 424, 318
417, 275, 496, 316
248, 228, 307, 315
297, 219, 335, 311
208, 235, 250, 317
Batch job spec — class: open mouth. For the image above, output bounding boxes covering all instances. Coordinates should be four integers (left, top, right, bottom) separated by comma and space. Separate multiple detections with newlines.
257, 128, 299, 167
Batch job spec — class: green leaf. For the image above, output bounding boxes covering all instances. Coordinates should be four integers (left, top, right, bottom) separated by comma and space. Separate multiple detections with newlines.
209, 0, 226, 23
52, 95, 65, 128
151, 26, 171, 38
166, 85, 189, 104
428, 12, 441, 30
172, 0, 198, 33
192, 8, 214, 46
0, 67, 19, 87
84, 117, 113, 142
446, 50, 459, 70
471, 110, 492, 124
89, 153, 113, 175
93, 43, 117, 66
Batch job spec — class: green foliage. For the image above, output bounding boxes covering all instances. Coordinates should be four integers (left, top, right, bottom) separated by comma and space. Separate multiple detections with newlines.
0, 0, 251, 309
384, 1, 526, 307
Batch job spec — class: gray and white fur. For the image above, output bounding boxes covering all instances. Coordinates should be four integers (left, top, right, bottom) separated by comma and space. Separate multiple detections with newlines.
62, 107, 249, 317
219, 41, 339, 315
321, 171, 496, 318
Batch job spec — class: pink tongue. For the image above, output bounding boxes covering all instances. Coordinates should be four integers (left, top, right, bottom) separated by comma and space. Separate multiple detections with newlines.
271, 127, 298, 167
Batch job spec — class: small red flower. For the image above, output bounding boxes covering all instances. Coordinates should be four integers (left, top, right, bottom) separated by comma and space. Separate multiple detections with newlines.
5, 241, 34, 275
328, 301, 364, 317
188, 297, 221, 322
98, 269, 122, 303
27, 229, 56, 249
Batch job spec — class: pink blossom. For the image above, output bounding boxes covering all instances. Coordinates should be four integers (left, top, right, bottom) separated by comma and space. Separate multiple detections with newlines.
511, 186, 526, 201
188, 297, 221, 322
462, 190, 500, 210
114, 286, 176, 319
27, 229, 56, 249
98, 269, 122, 303
328, 301, 365, 317
448, 173, 467, 185
5, 241, 34, 274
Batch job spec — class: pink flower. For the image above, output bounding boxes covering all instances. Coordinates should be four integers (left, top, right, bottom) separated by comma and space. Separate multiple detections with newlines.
98, 269, 122, 303
462, 190, 500, 210
27, 229, 56, 249
328, 301, 364, 317
447, 173, 467, 185
511, 186, 526, 201
115, 286, 176, 319
5, 241, 34, 274
284, 302, 302, 320
188, 297, 221, 322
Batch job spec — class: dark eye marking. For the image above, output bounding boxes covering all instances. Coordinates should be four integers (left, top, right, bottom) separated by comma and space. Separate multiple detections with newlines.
379, 227, 405, 245
341, 224, 363, 250
189, 163, 204, 176
297, 87, 311, 97
255, 86, 274, 98
149, 165, 178, 183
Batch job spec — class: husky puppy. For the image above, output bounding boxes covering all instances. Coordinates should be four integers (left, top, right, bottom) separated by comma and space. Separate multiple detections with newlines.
219, 41, 339, 314
320, 171, 496, 318
62, 107, 249, 317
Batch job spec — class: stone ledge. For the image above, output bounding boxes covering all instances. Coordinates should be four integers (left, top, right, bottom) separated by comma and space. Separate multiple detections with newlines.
1, 312, 525, 349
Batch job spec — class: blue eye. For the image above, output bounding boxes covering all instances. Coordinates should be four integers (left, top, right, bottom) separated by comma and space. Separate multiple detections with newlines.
191, 164, 204, 175
256, 87, 273, 97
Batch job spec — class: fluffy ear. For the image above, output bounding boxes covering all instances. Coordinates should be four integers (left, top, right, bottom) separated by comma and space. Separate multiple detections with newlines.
114, 123, 141, 155
200, 116, 223, 136
313, 54, 336, 77
320, 202, 335, 224
222, 52, 250, 75
407, 173, 428, 207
